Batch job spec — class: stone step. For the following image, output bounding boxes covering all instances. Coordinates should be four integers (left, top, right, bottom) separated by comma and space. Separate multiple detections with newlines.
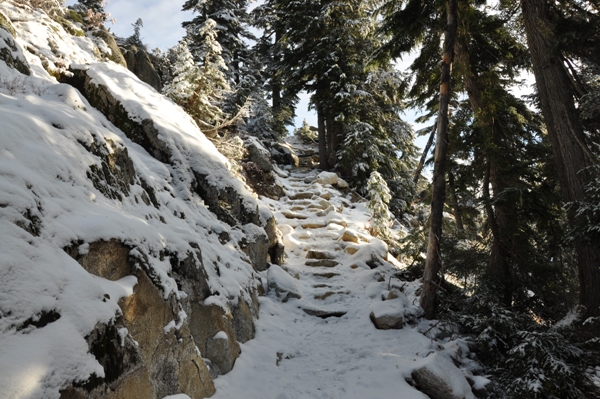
303, 308, 347, 318
281, 210, 309, 220
314, 290, 349, 300
312, 272, 340, 279
300, 220, 328, 229
288, 192, 316, 200
305, 260, 339, 267
306, 250, 336, 260
313, 284, 332, 288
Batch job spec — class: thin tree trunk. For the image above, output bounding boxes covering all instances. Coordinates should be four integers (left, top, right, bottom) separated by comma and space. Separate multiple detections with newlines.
447, 171, 464, 232
522, 0, 600, 318
420, 0, 458, 320
413, 123, 437, 184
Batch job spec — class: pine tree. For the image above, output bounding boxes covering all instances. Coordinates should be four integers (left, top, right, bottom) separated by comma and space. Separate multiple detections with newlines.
367, 171, 393, 239
521, 0, 600, 319
182, 0, 253, 86
127, 18, 144, 48
162, 35, 229, 128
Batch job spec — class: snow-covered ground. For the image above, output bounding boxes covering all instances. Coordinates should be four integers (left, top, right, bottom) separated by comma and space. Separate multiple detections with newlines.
210, 166, 480, 399
0, 3, 487, 398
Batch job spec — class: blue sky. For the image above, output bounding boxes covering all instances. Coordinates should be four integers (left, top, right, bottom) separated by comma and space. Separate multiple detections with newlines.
65, 0, 193, 50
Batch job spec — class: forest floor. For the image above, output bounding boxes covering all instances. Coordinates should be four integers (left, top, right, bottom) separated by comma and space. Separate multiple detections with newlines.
209, 141, 465, 399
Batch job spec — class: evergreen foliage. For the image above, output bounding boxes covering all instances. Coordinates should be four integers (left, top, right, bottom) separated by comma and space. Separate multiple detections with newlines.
162, 34, 229, 127
293, 119, 317, 143
366, 171, 393, 239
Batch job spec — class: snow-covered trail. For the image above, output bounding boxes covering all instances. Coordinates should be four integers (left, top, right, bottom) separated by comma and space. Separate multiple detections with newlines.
211, 166, 433, 399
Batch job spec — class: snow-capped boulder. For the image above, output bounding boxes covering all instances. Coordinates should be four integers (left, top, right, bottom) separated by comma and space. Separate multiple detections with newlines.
369, 299, 404, 330
92, 28, 127, 68
271, 142, 299, 167
316, 171, 339, 186
63, 61, 263, 227
0, 13, 29, 75
268, 264, 301, 302
411, 353, 477, 399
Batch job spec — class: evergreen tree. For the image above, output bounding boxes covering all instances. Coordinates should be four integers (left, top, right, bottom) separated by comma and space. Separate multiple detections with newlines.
367, 171, 393, 239
162, 35, 229, 129
127, 18, 144, 48
182, 0, 253, 86
521, 0, 600, 319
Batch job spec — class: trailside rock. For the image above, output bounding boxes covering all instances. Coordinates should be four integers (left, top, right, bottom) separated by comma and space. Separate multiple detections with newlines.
271, 142, 299, 167
412, 353, 477, 399
337, 178, 349, 189
369, 299, 404, 330
0, 16, 30, 75
92, 29, 127, 68
268, 264, 301, 302
316, 171, 338, 186
63, 239, 216, 399
245, 136, 273, 173
240, 223, 269, 272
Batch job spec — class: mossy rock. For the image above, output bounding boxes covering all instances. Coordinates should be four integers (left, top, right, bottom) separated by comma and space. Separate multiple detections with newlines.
92, 29, 127, 67
0, 27, 30, 75
0, 11, 16, 37
64, 9, 85, 26
59, 15, 85, 37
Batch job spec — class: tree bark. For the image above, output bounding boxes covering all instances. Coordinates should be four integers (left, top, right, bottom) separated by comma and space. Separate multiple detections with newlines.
317, 103, 328, 169
420, 0, 458, 320
522, 0, 600, 318
326, 111, 338, 169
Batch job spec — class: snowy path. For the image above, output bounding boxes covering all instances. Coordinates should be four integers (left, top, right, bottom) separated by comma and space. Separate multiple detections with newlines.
211, 167, 433, 399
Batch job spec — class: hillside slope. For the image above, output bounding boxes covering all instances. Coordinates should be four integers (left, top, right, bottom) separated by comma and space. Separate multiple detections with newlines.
0, 2, 278, 398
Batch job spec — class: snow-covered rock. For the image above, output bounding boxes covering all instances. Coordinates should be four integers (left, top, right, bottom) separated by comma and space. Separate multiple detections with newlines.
316, 171, 339, 186
267, 265, 301, 302
411, 353, 477, 399
370, 299, 405, 329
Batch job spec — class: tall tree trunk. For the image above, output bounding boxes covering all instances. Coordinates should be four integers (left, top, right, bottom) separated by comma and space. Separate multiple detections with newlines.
272, 30, 282, 111
420, 0, 458, 319
326, 112, 338, 169
522, 0, 600, 318
455, 37, 514, 307
317, 103, 328, 169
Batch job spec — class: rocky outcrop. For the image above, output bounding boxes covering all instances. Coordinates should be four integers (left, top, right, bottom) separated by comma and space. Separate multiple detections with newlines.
270, 142, 299, 167
0, 12, 30, 75
62, 239, 216, 399
122, 45, 162, 92
61, 64, 262, 229
92, 29, 127, 68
